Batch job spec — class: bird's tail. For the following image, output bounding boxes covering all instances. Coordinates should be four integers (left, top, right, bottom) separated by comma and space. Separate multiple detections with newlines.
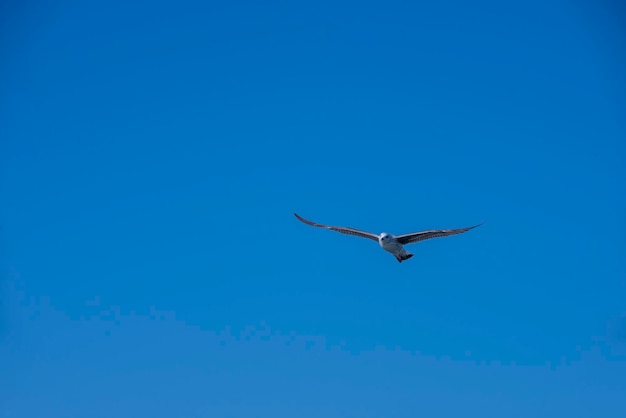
396, 253, 414, 263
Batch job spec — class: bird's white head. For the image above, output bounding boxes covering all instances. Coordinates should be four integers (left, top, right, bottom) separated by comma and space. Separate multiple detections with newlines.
379, 232, 390, 241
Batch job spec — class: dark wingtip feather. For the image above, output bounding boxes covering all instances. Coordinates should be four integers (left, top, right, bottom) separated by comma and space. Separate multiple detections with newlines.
294, 212, 317, 226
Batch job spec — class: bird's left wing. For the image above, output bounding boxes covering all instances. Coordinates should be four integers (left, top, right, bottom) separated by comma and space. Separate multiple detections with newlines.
395, 223, 483, 245
294, 213, 380, 242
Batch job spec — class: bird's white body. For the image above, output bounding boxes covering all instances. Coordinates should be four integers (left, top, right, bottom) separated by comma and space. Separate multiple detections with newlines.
378, 233, 413, 262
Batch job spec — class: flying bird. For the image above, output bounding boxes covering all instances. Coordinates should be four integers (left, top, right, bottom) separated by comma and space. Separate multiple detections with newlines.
294, 212, 483, 263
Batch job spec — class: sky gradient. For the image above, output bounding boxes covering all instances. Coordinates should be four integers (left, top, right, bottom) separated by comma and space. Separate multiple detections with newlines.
1, 0, 625, 416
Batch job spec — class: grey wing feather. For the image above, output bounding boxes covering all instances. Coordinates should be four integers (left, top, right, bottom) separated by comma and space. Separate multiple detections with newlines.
294, 213, 380, 242
395, 223, 483, 245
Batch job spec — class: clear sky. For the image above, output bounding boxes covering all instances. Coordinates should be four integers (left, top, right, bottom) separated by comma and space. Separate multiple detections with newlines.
1, 0, 625, 416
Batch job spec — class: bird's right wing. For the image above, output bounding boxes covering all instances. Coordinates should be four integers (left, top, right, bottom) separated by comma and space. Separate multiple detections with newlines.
395, 223, 483, 245
294, 213, 380, 242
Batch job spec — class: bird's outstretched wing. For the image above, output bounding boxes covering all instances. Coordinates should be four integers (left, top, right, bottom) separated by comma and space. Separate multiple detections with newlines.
395, 223, 484, 245
294, 213, 380, 242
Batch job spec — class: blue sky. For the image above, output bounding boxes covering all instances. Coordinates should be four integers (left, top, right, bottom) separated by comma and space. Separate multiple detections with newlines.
1, 0, 625, 416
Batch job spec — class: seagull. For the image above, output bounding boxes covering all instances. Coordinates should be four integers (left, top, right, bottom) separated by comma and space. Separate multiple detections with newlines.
294, 213, 483, 263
